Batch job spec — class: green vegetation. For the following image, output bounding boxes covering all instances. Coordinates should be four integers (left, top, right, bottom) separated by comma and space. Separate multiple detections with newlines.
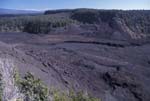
14, 72, 49, 101
71, 9, 100, 24
52, 90, 100, 101
14, 71, 100, 101
117, 10, 150, 35
71, 9, 150, 34
0, 15, 76, 34
0, 9, 150, 35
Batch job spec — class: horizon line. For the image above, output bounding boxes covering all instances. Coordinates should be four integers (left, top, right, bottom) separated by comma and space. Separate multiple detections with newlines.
1, 7, 150, 11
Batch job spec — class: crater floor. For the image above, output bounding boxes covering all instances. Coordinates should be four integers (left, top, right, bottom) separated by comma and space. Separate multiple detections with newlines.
0, 32, 150, 101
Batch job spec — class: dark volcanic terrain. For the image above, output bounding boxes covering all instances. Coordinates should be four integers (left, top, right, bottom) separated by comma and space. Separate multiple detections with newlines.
0, 9, 150, 101
0, 32, 150, 101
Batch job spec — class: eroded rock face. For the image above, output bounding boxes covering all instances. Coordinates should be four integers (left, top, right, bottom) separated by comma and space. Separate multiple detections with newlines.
103, 71, 149, 101
0, 58, 24, 101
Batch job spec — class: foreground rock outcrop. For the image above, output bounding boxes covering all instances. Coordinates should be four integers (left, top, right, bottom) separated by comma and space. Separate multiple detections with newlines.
0, 58, 24, 101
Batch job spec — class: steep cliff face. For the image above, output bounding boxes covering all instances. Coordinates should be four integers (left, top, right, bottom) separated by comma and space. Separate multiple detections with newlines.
70, 9, 150, 40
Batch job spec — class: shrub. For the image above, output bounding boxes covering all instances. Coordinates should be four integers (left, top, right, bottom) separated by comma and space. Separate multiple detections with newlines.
14, 71, 100, 101
15, 72, 49, 101
52, 90, 100, 101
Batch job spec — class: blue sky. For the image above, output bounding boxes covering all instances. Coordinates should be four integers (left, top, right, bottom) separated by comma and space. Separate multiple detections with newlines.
0, 0, 149, 10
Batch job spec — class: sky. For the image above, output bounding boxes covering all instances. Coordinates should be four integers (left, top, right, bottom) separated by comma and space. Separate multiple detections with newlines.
0, 0, 150, 11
